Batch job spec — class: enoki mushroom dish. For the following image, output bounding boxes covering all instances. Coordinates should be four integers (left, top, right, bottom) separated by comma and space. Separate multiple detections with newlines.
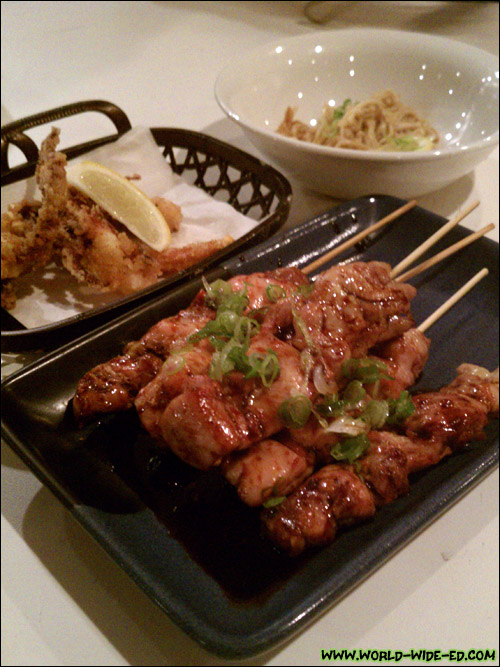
72, 232, 498, 556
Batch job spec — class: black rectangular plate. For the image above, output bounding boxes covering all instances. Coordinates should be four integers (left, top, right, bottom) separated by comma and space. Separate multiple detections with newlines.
1, 195, 498, 658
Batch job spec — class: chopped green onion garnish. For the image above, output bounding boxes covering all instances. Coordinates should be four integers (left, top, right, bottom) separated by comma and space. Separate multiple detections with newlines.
300, 349, 314, 384
192, 277, 284, 387
386, 390, 415, 424
262, 495, 286, 508
247, 306, 270, 320
353, 460, 365, 481
319, 99, 352, 140
217, 310, 240, 335
202, 277, 233, 309
315, 393, 345, 419
189, 312, 234, 341
342, 358, 392, 384
209, 340, 242, 381
330, 433, 369, 463
207, 335, 226, 351
189, 311, 259, 345
193, 282, 282, 386
220, 289, 250, 315
266, 284, 286, 302
233, 316, 260, 345
279, 395, 312, 429
342, 380, 366, 405
162, 354, 186, 376
325, 415, 367, 436
245, 350, 281, 387
361, 399, 390, 429
201, 276, 249, 314
311, 405, 329, 429
296, 284, 314, 298
391, 136, 420, 151
260, 350, 281, 387
209, 344, 280, 386
333, 98, 351, 121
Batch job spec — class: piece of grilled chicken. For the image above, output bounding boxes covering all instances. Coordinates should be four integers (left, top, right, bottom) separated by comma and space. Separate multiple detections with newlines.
222, 327, 430, 507
72, 267, 309, 422
135, 262, 417, 469
261, 364, 498, 556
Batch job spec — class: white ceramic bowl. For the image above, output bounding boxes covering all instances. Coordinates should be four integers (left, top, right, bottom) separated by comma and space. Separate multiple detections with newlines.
215, 29, 499, 199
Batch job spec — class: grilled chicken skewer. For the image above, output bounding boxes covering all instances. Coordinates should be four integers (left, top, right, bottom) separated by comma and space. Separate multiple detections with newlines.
73, 260, 412, 424
221, 327, 431, 507
137, 265, 489, 471
73, 267, 308, 421
73, 264, 491, 502
222, 267, 489, 508
74, 261, 490, 476
138, 261, 417, 469
261, 364, 498, 556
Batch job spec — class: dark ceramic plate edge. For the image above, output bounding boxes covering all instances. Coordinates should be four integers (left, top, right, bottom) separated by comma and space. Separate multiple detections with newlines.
1, 195, 498, 658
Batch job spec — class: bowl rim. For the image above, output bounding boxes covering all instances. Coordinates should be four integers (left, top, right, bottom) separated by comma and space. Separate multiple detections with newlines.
215, 27, 499, 163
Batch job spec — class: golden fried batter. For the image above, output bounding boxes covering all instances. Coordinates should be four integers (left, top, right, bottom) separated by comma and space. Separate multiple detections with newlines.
1, 128, 234, 308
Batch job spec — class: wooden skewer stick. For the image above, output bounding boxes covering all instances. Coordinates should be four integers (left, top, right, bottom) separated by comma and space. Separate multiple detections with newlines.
418, 268, 489, 333
302, 199, 417, 275
390, 200, 480, 278
395, 223, 495, 283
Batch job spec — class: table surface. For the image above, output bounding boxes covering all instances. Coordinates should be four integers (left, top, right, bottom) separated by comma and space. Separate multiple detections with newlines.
1, 2, 498, 665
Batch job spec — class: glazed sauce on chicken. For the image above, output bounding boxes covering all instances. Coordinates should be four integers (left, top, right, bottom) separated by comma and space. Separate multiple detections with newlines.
83, 410, 306, 601
69, 264, 498, 581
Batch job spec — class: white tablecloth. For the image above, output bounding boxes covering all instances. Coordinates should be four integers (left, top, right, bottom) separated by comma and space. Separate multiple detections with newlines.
2, 2, 498, 665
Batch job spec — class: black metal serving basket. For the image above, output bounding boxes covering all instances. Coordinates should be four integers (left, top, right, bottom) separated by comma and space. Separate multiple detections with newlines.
1, 100, 292, 352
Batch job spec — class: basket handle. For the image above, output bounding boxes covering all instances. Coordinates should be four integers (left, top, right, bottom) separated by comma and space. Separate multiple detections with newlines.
1, 100, 132, 180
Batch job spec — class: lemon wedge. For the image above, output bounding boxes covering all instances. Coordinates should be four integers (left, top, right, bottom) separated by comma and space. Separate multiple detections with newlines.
66, 161, 171, 252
